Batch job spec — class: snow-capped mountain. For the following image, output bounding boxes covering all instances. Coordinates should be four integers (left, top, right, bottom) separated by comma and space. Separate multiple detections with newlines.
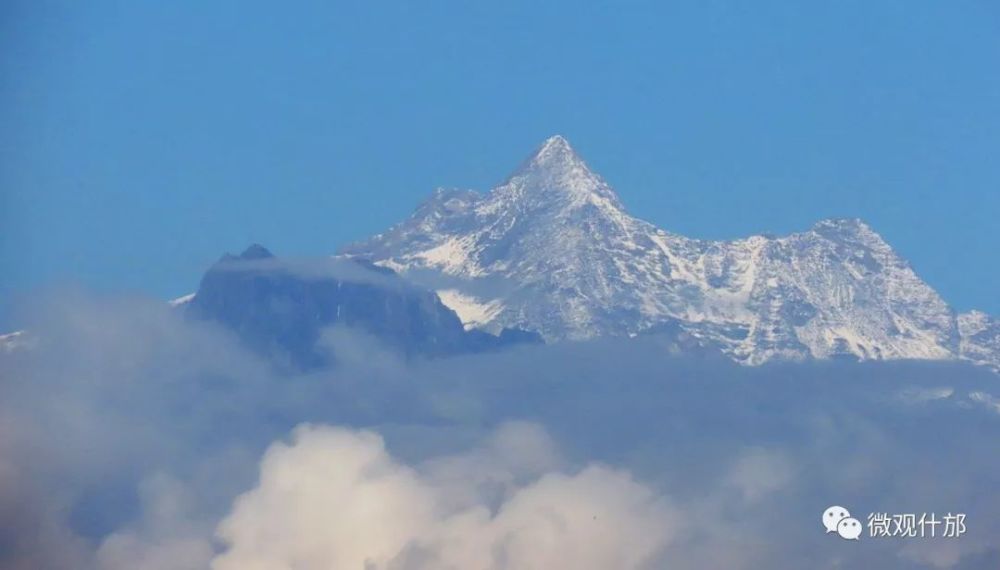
343, 135, 998, 367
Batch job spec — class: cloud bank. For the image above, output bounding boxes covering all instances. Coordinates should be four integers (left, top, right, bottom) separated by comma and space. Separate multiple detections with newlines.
2, 290, 1000, 569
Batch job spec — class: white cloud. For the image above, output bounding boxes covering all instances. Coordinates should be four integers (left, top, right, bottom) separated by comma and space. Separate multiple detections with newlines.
212, 423, 677, 570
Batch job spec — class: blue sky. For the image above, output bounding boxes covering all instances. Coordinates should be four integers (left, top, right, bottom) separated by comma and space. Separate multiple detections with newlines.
2, 0, 998, 327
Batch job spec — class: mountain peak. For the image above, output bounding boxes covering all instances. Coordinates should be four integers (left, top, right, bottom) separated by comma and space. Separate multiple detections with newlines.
526, 134, 579, 169
239, 244, 274, 260
501, 135, 624, 212
809, 218, 884, 245
538, 134, 573, 153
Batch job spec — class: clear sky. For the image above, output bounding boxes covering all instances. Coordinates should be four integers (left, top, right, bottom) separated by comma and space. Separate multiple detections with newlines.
2, 0, 998, 328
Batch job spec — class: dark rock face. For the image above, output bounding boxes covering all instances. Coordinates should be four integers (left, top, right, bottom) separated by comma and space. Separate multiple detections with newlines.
187, 245, 540, 369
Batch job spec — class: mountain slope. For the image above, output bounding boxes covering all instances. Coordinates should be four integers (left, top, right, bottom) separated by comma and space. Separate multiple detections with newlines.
958, 311, 1000, 370
186, 245, 539, 369
343, 135, 993, 367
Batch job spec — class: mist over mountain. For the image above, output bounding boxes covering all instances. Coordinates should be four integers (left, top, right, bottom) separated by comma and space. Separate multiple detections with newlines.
344, 136, 1000, 370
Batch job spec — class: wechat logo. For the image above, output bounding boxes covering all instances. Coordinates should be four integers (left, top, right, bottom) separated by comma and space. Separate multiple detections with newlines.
823, 505, 862, 540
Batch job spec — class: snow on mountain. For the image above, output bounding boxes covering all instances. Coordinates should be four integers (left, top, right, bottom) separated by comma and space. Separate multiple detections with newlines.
958, 310, 1000, 371
169, 292, 196, 307
342, 135, 997, 367
436, 289, 505, 331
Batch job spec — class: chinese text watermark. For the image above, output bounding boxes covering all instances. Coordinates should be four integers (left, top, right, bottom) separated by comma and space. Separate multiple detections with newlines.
823, 505, 966, 541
